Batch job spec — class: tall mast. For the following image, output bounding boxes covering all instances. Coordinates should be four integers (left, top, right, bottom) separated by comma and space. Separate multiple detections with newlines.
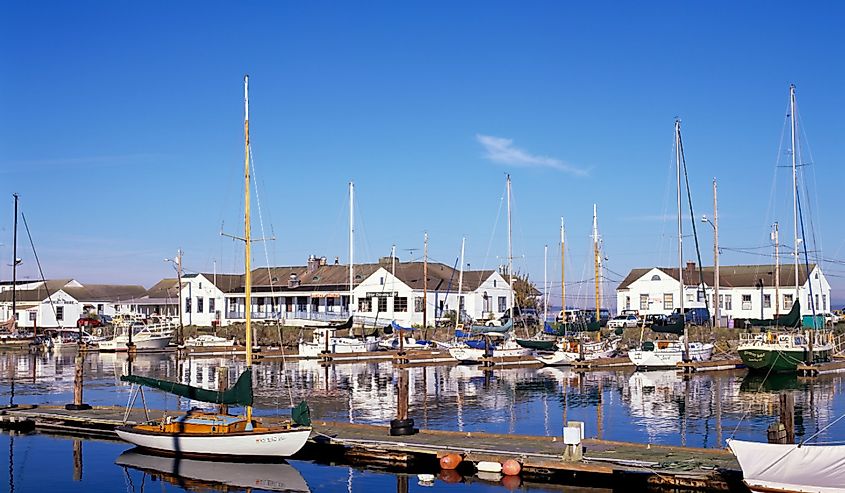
457, 236, 465, 325
11, 194, 18, 328
243, 75, 253, 423
507, 175, 514, 318
390, 244, 396, 320
560, 218, 565, 317
675, 119, 689, 359
789, 84, 799, 305
349, 181, 355, 318
592, 204, 600, 324
773, 223, 780, 318
543, 244, 548, 325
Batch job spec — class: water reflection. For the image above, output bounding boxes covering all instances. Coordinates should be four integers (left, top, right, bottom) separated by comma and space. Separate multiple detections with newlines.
1, 349, 844, 447
116, 450, 310, 492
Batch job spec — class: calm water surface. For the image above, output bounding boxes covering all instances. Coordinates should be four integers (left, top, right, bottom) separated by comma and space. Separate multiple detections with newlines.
1, 350, 844, 492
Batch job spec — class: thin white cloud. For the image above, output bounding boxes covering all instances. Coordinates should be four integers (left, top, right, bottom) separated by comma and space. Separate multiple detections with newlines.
476, 134, 588, 176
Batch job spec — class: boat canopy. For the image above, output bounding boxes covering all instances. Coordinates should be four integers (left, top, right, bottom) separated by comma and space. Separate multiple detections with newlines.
390, 321, 416, 332
748, 300, 801, 328
650, 316, 684, 336
121, 369, 253, 407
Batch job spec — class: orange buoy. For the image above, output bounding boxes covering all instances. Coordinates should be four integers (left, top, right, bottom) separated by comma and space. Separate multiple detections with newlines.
439, 453, 463, 470
501, 459, 522, 476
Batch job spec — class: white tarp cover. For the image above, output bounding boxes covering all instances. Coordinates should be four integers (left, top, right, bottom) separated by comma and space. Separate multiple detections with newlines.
728, 439, 845, 492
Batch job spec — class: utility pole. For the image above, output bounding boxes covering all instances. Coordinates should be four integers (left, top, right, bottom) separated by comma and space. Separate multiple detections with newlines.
423, 232, 428, 331
713, 178, 720, 328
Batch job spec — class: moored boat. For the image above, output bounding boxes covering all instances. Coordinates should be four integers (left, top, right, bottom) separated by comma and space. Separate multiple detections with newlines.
728, 438, 845, 493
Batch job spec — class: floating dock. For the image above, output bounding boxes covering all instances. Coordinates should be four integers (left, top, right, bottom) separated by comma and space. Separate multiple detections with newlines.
571, 356, 634, 371
797, 359, 845, 376
0, 404, 741, 491
677, 358, 745, 373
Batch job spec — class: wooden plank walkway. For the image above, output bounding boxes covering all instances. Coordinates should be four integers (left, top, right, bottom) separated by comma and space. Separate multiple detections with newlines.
572, 356, 634, 371
0, 404, 741, 491
797, 359, 845, 376
677, 358, 745, 373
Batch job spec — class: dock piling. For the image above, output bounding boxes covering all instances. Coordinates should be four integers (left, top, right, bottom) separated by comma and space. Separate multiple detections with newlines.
65, 350, 91, 411
779, 393, 795, 443
217, 366, 229, 414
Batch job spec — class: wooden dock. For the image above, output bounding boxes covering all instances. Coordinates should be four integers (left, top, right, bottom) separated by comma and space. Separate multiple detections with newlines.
572, 356, 634, 371
478, 354, 543, 367
677, 358, 745, 373
0, 404, 741, 491
797, 359, 845, 376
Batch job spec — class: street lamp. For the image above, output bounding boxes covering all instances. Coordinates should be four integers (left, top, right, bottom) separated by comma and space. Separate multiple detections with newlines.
701, 213, 719, 328
164, 250, 184, 344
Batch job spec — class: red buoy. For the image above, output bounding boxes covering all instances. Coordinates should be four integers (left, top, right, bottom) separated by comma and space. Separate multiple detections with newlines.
439, 453, 462, 470
502, 459, 522, 476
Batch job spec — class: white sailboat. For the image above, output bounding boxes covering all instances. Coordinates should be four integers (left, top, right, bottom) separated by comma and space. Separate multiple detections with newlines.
297, 182, 378, 358
98, 316, 174, 352
115, 75, 311, 458
449, 175, 532, 363
628, 119, 714, 369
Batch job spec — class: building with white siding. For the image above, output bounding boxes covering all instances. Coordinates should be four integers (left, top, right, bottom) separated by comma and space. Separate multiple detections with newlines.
616, 262, 831, 324
0, 280, 146, 328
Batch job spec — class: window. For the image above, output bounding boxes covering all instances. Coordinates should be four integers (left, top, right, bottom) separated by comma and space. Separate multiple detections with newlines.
815, 294, 819, 311
28, 312, 36, 321
358, 298, 372, 312
197, 297, 204, 313
663, 293, 673, 310
823, 294, 827, 311
625, 296, 631, 310
640, 294, 649, 310
209, 298, 216, 313
97, 304, 104, 314
651, 274, 661, 281
395, 297, 408, 312
56, 306, 64, 321
742, 294, 752, 310
763, 294, 771, 308
498, 296, 507, 313
697, 290, 705, 302
229, 298, 237, 310
379, 277, 384, 285
808, 294, 813, 309
725, 294, 732, 310
199, 282, 203, 289
493, 280, 497, 288
377, 297, 387, 312
686, 293, 694, 303
296, 297, 307, 311
186, 297, 192, 313
784, 294, 793, 310
458, 296, 465, 312
414, 297, 424, 312
718, 294, 724, 309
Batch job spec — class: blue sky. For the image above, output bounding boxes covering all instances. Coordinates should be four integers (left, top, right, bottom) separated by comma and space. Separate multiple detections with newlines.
1, 1, 844, 307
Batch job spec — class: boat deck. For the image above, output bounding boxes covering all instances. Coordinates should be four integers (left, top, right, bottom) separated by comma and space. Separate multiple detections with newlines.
0, 404, 741, 491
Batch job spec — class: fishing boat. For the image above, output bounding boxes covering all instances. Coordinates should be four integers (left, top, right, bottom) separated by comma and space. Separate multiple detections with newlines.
298, 316, 379, 357
628, 120, 713, 369
115, 75, 312, 459
728, 438, 845, 493
183, 334, 236, 347
736, 85, 834, 373
116, 450, 311, 492
98, 317, 174, 352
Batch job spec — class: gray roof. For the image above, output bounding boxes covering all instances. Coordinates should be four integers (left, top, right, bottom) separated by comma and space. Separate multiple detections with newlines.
618, 264, 818, 290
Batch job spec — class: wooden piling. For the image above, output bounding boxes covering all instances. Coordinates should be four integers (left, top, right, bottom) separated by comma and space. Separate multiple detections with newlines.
65, 351, 91, 411
397, 368, 409, 421
217, 367, 229, 415
72, 438, 83, 481
779, 393, 794, 444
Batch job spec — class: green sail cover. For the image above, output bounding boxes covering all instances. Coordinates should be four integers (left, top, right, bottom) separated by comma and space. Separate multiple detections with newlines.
748, 300, 801, 328
469, 318, 513, 335
650, 316, 684, 336
120, 369, 253, 407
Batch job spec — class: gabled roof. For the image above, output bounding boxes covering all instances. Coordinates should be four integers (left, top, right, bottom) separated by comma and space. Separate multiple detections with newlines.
0, 280, 77, 302
63, 284, 147, 302
618, 264, 818, 290
145, 278, 179, 299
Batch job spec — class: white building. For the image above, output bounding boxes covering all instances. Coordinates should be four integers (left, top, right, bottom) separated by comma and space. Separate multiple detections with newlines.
0, 279, 146, 329
149, 255, 515, 328
616, 262, 831, 324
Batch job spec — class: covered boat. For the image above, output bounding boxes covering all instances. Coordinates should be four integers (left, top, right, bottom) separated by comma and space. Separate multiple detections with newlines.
728, 438, 845, 493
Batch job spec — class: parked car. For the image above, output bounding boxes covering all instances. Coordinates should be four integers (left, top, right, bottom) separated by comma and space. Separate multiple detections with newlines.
76, 316, 104, 328
607, 314, 639, 329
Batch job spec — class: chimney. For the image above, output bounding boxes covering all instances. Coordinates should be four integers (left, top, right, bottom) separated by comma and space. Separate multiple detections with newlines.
288, 272, 301, 288
319, 256, 327, 266
307, 255, 320, 273
686, 261, 696, 273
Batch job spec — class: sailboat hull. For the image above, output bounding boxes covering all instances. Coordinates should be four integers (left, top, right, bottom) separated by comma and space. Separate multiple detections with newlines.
628, 342, 714, 369
738, 345, 833, 373
115, 426, 311, 458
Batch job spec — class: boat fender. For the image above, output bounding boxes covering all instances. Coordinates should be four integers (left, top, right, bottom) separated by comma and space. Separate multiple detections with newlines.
501, 459, 521, 476
476, 461, 503, 473
439, 453, 462, 470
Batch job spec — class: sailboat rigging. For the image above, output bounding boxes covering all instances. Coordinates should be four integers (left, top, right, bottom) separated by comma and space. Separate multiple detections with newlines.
628, 119, 714, 369
115, 75, 311, 458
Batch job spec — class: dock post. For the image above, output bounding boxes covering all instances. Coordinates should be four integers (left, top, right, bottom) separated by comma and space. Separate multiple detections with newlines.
563, 421, 584, 461
396, 473, 409, 493
72, 438, 83, 481
65, 349, 91, 411
389, 367, 417, 436
780, 393, 795, 443
217, 366, 229, 414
